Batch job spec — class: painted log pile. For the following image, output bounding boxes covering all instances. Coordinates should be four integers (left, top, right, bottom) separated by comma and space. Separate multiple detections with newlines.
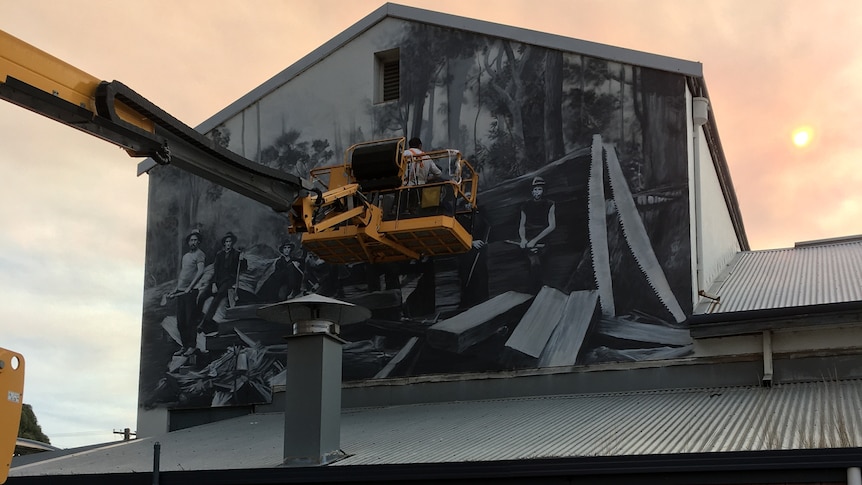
503, 287, 600, 366
538, 290, 600, 367
427, 291, 533, 354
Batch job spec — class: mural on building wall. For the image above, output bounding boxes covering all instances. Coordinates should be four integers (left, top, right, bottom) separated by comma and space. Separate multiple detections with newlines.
139, 21, 692, 410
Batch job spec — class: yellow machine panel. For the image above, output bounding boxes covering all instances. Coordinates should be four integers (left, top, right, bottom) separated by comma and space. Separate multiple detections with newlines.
303, 214, 472, 264
0, 348, 24, 484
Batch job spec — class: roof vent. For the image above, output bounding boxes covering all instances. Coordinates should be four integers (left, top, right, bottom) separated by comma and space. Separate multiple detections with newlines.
375, 49, 400, 103
258, 294, 370, 466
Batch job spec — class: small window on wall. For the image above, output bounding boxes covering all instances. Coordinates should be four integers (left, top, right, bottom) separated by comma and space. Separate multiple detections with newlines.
375, 49, 399, 103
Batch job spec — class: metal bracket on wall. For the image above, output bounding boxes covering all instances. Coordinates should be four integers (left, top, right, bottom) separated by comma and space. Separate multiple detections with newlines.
762, 330, 773, 387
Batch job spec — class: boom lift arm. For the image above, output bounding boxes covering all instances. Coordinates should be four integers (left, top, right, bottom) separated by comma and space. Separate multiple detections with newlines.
0, 29, 316, 212
1, 29, 477, 264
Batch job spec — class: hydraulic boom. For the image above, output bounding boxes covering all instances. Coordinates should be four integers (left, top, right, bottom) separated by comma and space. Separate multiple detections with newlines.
0, 29, 477, 264
0, 29, 315, 212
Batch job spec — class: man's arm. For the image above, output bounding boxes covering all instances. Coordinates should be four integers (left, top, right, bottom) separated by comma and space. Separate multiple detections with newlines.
428, 160, 443, 180
518, 209, 528, 248
471, 211, 489, 249
187, 252, 206, 292
211, 251, 226, 291
171, 259, 184, 295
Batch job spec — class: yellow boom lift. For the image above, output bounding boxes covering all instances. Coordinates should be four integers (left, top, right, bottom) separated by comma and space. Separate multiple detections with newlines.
0, 348, 24, 484
0, 29, 478, 264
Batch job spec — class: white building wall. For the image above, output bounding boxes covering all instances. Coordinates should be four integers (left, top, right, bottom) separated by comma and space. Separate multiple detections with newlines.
218, 18, 407, 161
687, 88, 741, 307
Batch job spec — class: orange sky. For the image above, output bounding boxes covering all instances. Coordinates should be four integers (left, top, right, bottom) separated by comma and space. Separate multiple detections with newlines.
2, 0, 861, 448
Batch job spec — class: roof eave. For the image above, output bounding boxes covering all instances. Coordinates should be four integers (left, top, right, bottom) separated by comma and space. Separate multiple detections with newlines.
9, 448, 860, 484
689, 300, 862, 338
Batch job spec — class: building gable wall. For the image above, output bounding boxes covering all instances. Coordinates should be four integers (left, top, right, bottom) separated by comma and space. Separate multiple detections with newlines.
139, 14, 710, 415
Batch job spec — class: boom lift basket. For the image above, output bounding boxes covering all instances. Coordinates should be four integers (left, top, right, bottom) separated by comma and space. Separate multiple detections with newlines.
296, 138, 478, 264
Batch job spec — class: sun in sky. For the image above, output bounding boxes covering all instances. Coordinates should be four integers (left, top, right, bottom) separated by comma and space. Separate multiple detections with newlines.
792, 126, 813, 148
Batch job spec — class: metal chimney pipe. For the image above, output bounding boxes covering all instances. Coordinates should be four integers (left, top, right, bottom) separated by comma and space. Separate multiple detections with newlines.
258, 294, 371, 466
282, 329, 345, 466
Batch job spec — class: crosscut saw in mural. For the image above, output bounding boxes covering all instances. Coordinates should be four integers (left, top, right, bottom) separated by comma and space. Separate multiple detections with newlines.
589, 134, 686, 324
0, 29, 479, 265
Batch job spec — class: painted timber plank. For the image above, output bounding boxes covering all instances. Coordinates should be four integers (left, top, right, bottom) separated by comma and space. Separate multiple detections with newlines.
374, 337, 419, 378
160, 315, 182, 346
597, 317, 692, 346
585, 344, 694, 363
505, 286, 569, 358
538, 290, 599, 367
427, 291, 533, 354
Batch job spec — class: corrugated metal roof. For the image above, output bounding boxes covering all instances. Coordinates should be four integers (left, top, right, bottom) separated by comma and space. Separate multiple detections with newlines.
697, 238, 862, 314
11, 380, 862, 476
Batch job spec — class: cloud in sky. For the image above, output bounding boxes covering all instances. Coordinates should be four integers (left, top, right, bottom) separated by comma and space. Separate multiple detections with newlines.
2, 0, 862, 448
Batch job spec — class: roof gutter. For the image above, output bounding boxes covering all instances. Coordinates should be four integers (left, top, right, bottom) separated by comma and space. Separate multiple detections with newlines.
8, 448, 862, 485
688, 300, 862, 338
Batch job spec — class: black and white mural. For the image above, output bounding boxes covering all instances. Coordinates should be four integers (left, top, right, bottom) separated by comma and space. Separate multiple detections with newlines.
139, 20, 692, 410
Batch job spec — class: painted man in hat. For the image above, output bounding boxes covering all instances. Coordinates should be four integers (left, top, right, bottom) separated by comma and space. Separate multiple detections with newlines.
197, 231, 247, 335
518, 176, 556, 292
168, 229, 206, 356
257, 240, 303, 302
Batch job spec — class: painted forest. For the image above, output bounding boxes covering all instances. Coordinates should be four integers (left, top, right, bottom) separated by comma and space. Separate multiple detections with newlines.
139, 20, 692, 409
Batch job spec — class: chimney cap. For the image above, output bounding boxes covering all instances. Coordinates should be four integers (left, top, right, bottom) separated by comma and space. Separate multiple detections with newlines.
257, 293, 371, 326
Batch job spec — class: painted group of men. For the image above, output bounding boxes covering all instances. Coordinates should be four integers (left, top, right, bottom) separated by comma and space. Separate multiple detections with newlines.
168, 228, 329, 358
167, 231, 246, 357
